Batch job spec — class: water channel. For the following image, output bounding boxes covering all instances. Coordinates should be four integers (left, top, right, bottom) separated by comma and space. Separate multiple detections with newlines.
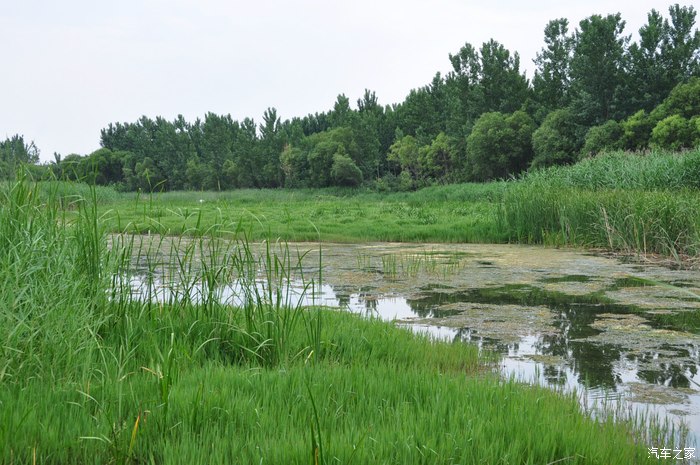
126, 238, 700, 449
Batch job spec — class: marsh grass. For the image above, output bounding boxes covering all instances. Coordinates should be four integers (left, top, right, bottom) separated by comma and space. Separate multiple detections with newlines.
501, 183, 700, 257
524, 149, 700, 191
501, 149, 700, 259
94, 184, 505, 243
379, 251, 466, 280
82, 150, 700, 260
0, 176, 657, 464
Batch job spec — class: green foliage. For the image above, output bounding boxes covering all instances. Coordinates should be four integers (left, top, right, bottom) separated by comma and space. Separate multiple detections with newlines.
530, 108, 583, 169
650, 76, 700, 122
650, 115, 696, 150
331, 153, 363, 187
663, 5, 700, 82
623, 10, 667, 112
54, 148, 128, 185
533, 18, 573, 117
418, 132, 460, 181
479, 39, 530, 114
466, 111, 535, 181
306, 127, 360, 187
604, 78, 700, 154
387, 134, 421, 179
447, 39, 529, 128
582, 120, 623, 156
184, 156, 213, 190
623, 6, 700, 112
258, 107, 285, 187
0, 135, 40, 179
132, 156, 167, 191
570, 13, 628, 124
620, 110, 654, 150
28, 6, 698, 191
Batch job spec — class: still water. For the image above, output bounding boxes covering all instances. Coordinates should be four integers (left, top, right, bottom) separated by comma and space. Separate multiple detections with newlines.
127, 238, 700, 447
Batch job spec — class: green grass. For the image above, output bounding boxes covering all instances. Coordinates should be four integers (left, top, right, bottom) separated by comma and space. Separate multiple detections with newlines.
25, 149, 700, 261
96, 183, 507, 243
500, 183, 700, 255
499, 149, 700, 258
0, 176, 656, 464
1, 357, 654, 464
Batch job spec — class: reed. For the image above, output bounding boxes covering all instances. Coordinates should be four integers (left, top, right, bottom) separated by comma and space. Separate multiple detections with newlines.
501, 182, 700, 257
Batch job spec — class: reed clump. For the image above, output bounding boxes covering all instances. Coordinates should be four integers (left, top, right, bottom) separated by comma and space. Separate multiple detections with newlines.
500, 149, 700, 259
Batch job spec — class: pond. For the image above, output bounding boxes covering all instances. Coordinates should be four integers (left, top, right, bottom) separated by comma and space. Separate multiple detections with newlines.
125, 238, 700, 447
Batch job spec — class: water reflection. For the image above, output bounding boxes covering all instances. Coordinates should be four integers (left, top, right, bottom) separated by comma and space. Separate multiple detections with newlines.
127, 272, 700, 397
123, 239, 700, 446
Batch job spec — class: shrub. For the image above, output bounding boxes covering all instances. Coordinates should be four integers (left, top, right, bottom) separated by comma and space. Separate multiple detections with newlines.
651, 115, 695, 151
581, 120, 623, 157
531, 108, 583, 169
331, 153, 363, 187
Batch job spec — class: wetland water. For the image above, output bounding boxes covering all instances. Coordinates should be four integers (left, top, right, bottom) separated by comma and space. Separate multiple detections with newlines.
127, 238, 700, 446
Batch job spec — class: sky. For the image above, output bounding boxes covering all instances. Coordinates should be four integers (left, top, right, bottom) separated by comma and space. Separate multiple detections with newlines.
0, 0, 681, 163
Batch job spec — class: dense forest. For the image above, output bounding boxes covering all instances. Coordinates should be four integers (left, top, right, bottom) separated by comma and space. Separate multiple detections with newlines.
5, 4, 700, 191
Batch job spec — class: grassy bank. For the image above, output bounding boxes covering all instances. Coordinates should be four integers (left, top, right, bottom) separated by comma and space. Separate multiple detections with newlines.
51, 148, 698, 261
0, 178, 653, 464
97, 182, 508, 243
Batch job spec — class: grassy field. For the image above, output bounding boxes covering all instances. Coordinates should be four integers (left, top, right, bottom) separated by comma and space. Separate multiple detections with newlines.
0, 178, 656, 464
28, 148, 695, 260
91, 183, 507, 243
62, 149, 700, 263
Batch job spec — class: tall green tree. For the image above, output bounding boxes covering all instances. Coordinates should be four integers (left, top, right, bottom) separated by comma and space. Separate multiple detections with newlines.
448, 42, 483, 126
231, 118, 258, 188
329, 94, 352, 128
466, 111, 535, 181
199, 113, 237, 190
662, 5, 700, 84
570, 14, 629, 125
479, 39, 530, 114
0, 135, 39, 179
447, 40, 528, 123
394, 74, 448, 144
626, 5, 700, 113
626, 9, 669, 112
533, 19, 574, 118
530, 108, 583, 169
259, 107, 284, 187
353, 90, 383, 179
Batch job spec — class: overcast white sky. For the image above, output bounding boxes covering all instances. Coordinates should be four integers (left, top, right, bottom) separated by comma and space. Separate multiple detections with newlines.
0, 0, 683, 162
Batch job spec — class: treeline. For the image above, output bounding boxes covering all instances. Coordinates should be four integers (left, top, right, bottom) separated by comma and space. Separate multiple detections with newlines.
12, 4, 700, 190
0, 135, 40, 180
